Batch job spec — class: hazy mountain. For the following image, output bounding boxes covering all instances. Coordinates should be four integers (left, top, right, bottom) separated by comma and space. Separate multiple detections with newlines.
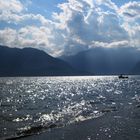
131, 62, 140, 74
0, 45, 89, 76
60, 47, 140, 75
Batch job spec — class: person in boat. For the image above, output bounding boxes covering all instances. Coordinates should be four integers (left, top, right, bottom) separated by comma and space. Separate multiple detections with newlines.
119, 74, 128, 79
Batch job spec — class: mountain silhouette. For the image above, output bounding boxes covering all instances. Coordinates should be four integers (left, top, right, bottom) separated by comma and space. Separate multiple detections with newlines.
60, 47, 140, 75
131, 62, 140, 74
0, 45, 89, 76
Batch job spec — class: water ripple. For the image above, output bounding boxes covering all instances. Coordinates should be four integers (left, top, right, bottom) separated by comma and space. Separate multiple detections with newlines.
0, 76, 140, 138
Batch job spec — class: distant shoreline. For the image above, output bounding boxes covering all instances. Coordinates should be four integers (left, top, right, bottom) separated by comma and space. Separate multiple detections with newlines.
0, 74, 139, 78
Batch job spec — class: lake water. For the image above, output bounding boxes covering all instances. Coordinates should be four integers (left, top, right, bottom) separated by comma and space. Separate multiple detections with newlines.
0, 76, 140, 139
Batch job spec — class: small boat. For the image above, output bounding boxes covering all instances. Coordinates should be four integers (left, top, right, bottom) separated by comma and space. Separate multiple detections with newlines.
118, 74, 128, 79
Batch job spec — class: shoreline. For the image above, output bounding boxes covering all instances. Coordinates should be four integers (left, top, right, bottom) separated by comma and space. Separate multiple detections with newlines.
0, 74, 139, 78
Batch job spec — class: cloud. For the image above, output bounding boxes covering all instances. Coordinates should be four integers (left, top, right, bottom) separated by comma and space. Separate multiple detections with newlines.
0, 25, 65, 56
0, 28, 17, 46
90, 40, 130, 49
119, 1, 140, 48
0, 0, 24, 23
119, 1, 140, 21
0, 0, 23, 13
0, 0, 140, 56
0, 0, 52, 25
0, 26, 50, 48
54, 0, 129, 55
95, 0, 118, 11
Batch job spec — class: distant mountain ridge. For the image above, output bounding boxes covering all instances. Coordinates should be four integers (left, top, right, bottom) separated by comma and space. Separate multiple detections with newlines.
60, 47, 140, 75
132, 62, 140, 74
1, 45, 140, 76
0, 45, 89, 76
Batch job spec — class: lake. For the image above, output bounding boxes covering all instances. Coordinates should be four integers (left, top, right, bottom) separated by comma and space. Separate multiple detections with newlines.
0, 76, 140, 140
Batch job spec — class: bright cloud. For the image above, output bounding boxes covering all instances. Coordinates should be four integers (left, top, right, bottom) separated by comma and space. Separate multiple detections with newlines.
96, 0, 118, 11
0, 0, 140, 56
0, 0, 23, 13
119, 1, 140, 21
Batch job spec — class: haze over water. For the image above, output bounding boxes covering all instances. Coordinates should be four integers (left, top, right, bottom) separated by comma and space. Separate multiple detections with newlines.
0, 76, 140, 139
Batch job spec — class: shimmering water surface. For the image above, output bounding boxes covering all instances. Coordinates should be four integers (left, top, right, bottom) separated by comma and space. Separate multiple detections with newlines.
0, 76, 140, 139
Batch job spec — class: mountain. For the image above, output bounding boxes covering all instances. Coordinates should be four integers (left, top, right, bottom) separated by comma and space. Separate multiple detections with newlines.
0, 45, 89, 76
131, 62, 140, 74
60, 47, 140, 75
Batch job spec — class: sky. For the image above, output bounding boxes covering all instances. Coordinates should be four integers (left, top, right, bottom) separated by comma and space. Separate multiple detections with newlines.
0, 0, 140, 56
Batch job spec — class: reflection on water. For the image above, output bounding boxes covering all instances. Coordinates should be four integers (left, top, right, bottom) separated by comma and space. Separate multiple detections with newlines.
0, 76, 140, 139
